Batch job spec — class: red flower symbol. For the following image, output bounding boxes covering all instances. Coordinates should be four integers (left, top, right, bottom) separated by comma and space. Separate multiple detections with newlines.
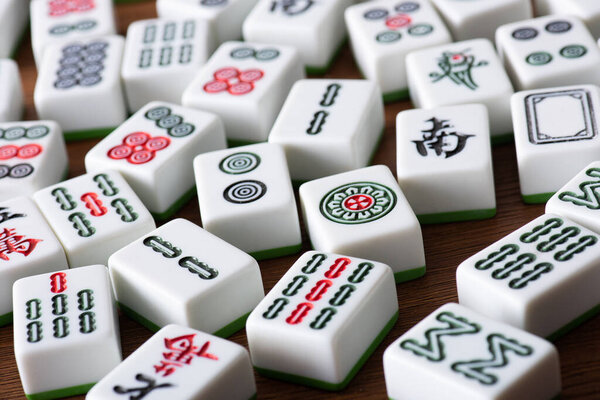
385, 14, 412, 30
203, 67, 265, 96
107, 132, 170, 165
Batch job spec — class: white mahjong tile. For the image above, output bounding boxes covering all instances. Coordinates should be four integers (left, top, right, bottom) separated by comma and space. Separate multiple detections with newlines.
121, 18, 214, 113
0, 197, 67, 327
182, 41, 304, 144
243, 0, 353, 73
0, 0, 29, 58
0, 59, 23, 122
396, 104, 496, 223
85, 102, 226, 219
384, 303, 561, 400
0, 121, 68, 201
345, 0, 451, 102
535, 0, 600, 38
30, 0, 116, 66
511, 84, 600, 203
87, 324, 256, 400
13, 265, 121, 400
33, 170, 155, 268
193, 143, 302, 259
406, 38, 515, 141
247, 251, 398, 390
156, 0, 258, 45
299, 165, 425, 282
34, 35, 127, 139
268, 79, 384, 183
496, 15, 600, 91
109, 218, 264, 336
457, 214, 600, 339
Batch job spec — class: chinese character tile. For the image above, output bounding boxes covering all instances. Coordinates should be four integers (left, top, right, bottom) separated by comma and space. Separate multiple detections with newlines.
0, 0, 29, 58
535, 0, 600, 38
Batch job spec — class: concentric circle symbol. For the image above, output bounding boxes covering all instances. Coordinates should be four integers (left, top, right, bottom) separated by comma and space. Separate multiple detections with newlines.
129, 150, 154, 165
145, 137, 170, 152
3, 127, 26, 140
17, 144, 43, 159
512, 27, 538, 40
168, 123, 195, 138
230, 47, 255, 59
255, 49, 279, 61
26, 125, 50, 139
239, 69, 264, 82
223, 180, 267, 204
204, 80, 228, 93
546, 20, 571, 33
408, 24, 433, 36
124, 132, 150, 147
0, 145, 18, 160
363, 9, 388, 20
320, 182, 397, 224
145, 106, 171, 121
219, 152, 261, 175
157, 114, 183, 129
229, 82, 254, 95
376, 31, 401, 43
395, 1, 419, 12
9, 164, 34, 179
526, 51, 552, 66
385, 14, 411, 30
560, 45, 587, 59
0, 165, 8, 178
108, 145, 132, 160
214, 67, 239, 81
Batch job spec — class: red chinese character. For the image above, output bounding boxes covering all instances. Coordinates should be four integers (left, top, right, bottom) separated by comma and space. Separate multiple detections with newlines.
203, 67, 264, 96
154, 334, 218, 377
107, 132, 170, 165
0, 228, 42, 261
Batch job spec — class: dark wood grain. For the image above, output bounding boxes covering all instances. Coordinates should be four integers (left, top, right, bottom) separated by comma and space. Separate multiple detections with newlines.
1, 2, 599, 399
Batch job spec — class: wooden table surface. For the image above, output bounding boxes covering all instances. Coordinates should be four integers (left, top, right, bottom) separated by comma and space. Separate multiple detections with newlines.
1, 2, 599, 399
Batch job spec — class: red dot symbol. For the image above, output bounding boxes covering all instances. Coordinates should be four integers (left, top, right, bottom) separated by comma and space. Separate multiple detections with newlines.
146, 137, 170, 152
108, 144, 132, 160
214, 67, 240, 81
107, 132, 170, 165
385, 14, 411, 30
124, 131, 150, 147
204, 67, 265, 96
0, 145, 19, 160
343, 194, 374, 211
17, 144, 43, 159
228, 82, 254, 95
129, 150, 155, 165
239, 69, 264, 83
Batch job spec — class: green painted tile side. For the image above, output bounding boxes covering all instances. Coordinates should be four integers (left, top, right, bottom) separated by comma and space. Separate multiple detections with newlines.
383, 89, 410, 104
212, 312, 250, 338
26, 382, 96, 400
305, 37, 347, 76
417, 208, 496, 225
522, 192, 555, 205
117, 302, 161, 332
490, 132, 514, 146
392, 394, 560, 400
151, 185, 197, 221
250, 243, 302, 261
64, 127, 116, 142
0, 312, 12, 327
394, 266, 426, 283
255, 311, 399, 391
547, 304, 600, 342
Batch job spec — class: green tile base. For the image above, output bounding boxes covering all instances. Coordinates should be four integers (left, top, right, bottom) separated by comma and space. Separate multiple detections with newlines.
305, 37, 347, 76
522, 192, 555, 204
26, 382, 95, 400
248, 395, 257, 400
0, 311, 12, 327
118, 302, 250, 338
64, 127, 116, 141
417, 208, 496, 224
227, 138, 261, 148
249, 243, 302, 261
394, 266, 426, 283
490, 132, 514, 145
255, 311, 399, 391
383, 88, 409, 104
391, 395, 560, 400
547, 304, 600, 342
151, 185, 197, 221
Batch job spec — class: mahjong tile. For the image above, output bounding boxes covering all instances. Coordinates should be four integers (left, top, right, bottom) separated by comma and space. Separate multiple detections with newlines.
85, 102, 226, 219
496, 15, 600, 91
0, 197, 67, 327
32, 170, 155, 268
0, 59, 23, 122
13, 265, 121, 400
0, 0, 29, 58
406, 38, 515, 142
108, 218, 264, 336
246, 251, 398, 390
431, 0, 532, 42
157, 0, 258, 46
457, 214, 600, 340
182, 41, 304, 145
535, 0, 600, 39
243, 0, 353, 74
511, 84, 600, 204
546, 162, 600, 235
30, 0, 116, 66
0, 121, 68, 201
383, 303, 561, 400
34, 35, 127, 140
299, 165, 425, 282
396, 104, 496, 223
121, 18, 214, 113
345, 0, 451, 102
87, 324, 256, 400
268, 79, 384, 183
193, 143, 301, 259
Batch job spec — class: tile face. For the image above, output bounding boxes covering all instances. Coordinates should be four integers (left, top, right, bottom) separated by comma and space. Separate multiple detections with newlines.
299, 165, 425, 282
496, 15, 600, 91
87, 324, 256, 400
0, 59, 23, 122
109, 218, 264, 337
243, 0, 352, 72
34, 35, 127, 139
182, 41, 304, 144
396, 104, 496, 223
511, 85, 600, 203
383, 303, 561, 400
457, 214, 600, 339
13, 265, 121, 400
535, 0, 600, 38
30, 0, 116, 66
194, 143, 301, 259
121, 18, 214, 113
33, 170, 155, 268
406, 38, 514, 139
85, 102, 226, 218
345, 0, 451, 101
269, 79, 384, 182
0, 121, 68, 201
247, 251, 398, 390
431, 0, 532, 42
0, 0, 29, 58
156, 0, 258, 45
0, 197, 67, 326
